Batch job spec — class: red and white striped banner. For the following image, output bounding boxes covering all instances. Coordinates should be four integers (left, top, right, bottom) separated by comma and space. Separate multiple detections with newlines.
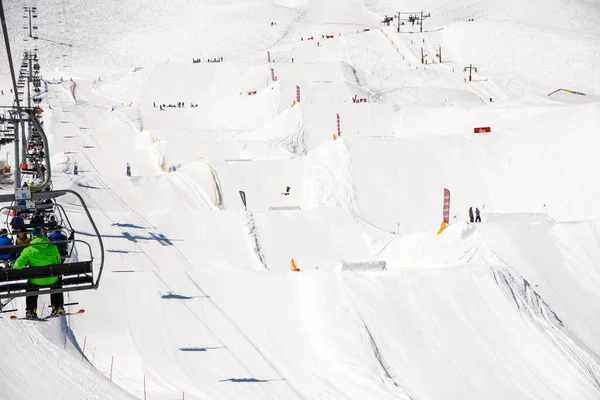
336, 113, 341, 136
296, 85, 300, 103
270, 68, 275, 82
267, 51, 271, 63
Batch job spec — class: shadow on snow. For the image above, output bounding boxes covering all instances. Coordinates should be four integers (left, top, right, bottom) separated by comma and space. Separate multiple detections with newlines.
160, 291, 208, 300
178, 347, 224, 352
219, 378, 284, 383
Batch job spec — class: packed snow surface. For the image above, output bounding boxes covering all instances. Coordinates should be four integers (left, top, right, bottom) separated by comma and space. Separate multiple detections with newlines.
0, 0, 600, 398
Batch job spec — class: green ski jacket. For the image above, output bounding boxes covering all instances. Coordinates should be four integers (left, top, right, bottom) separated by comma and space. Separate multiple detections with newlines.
13, 236, 62, 286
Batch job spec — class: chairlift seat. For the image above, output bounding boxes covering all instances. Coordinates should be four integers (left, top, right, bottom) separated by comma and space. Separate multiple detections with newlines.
0, 189, 104, 305
0, 261, 93, 294
0, 276, 94, 294
10, 222, 57, 231
0, 261, 92, 282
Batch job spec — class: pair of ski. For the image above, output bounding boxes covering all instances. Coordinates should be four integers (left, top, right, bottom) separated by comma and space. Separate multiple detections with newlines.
10, 309, 85, 321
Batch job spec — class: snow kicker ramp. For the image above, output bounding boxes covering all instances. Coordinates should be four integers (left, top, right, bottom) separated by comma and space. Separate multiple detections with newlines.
478, 220, 600, 360
381, 220, 600, 396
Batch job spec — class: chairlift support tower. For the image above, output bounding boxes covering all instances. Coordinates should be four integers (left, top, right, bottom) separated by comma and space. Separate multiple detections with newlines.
393, 11, 431, 33
464, 64, 478, 82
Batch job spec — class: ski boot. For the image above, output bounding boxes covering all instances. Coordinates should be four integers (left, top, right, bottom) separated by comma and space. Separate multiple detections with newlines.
25, 309, 38, 320
51, 306, 65, 317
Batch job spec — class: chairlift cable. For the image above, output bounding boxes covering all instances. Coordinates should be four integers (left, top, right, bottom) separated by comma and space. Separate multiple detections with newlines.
0, 0, 24, 114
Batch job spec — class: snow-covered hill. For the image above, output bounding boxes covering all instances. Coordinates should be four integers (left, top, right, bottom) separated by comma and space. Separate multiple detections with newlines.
1, 0, 600, 398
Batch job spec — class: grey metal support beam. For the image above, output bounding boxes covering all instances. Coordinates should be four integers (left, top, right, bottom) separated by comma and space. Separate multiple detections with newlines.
13, 121, 20, 187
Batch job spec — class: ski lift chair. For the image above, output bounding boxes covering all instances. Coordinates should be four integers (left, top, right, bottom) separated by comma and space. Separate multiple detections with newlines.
0, 190, 104, 308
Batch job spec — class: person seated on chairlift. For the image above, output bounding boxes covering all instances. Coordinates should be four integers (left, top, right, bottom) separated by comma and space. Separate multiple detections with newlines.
30, 211, 44, 227
0, 228, 14, 260
48, 227, 74, 258
16, 228, 30, 247
47, 215, 57, 230
13, 226, 65, 319
10, 211, 24, 228
38, 199, 53, 213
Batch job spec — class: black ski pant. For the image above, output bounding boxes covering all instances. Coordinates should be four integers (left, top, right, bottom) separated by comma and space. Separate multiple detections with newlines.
475, 216, 481, 223
25, 278, 64, 312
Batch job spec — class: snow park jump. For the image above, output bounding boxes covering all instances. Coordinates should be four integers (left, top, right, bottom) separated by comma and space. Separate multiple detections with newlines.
1, 0, 600, 399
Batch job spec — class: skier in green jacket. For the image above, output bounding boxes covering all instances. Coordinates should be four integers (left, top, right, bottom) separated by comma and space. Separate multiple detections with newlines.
13, 226, 64, 319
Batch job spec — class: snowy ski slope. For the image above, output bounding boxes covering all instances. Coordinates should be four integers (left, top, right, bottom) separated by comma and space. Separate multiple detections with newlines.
0, 0, 600, 398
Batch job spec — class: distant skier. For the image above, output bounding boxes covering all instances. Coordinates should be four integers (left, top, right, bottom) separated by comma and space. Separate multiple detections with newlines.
126, 163, 131, 177
475, 208, 481, 223
468, 207, 474, 223
282, 186, 291, 196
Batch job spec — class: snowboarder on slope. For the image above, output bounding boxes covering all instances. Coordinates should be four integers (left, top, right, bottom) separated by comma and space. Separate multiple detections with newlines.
282, 186, 291, 195
475, 208, 481, 223
468, 207, 474, 223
